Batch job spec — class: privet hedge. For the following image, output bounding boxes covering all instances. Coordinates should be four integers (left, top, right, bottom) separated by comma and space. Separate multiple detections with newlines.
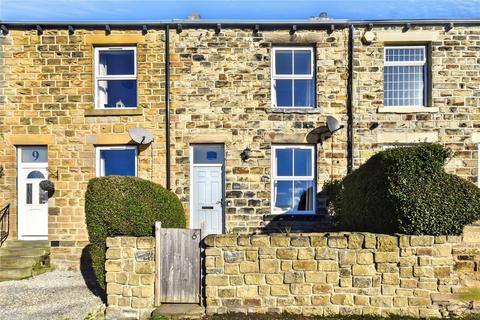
85, 176, 186, 288
329, 143, 480, 235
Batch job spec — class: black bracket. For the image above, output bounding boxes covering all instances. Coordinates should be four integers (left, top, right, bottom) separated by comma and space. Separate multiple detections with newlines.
105, 24, 111, 35
215, 24, 221, 34
176, 24, 183, 34
68, 25, 75, 35
36, 25, 43, 35
0, 25, 8, 35
290, 25, 297, 35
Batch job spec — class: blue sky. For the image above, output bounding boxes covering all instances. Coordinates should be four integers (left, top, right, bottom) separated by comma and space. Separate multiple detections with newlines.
1, 0, 480, 21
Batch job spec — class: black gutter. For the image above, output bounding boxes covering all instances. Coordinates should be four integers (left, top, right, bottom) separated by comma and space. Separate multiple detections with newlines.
346, 24, 354, 174
165, 24, 171, 190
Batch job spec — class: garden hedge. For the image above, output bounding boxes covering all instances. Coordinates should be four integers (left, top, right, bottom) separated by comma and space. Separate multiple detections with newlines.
85, 176, 186, 288
329, 143, 480, 235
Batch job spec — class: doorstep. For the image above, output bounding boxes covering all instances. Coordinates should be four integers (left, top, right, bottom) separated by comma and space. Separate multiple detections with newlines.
151, 304, 205, 319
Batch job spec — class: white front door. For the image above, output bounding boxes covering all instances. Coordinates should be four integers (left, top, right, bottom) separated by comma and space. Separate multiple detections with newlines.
17, 147, 49, 240
191, 145, 224, 236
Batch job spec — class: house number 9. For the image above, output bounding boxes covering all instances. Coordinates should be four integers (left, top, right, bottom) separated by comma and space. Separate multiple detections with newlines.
32, 151, 39, 160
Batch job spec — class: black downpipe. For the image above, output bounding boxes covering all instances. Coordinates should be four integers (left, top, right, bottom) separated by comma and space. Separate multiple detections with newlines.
165, 25, 171, 190
347, 24, 354, 174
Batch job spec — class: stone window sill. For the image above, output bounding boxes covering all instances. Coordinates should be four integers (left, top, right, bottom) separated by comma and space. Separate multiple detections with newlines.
270, 107, 321, 114
84, 108, 143, 117
377, 107, 439, 114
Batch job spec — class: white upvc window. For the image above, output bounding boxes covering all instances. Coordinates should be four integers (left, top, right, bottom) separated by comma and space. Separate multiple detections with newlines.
271, 47, 315, 108
384, 46, 427, 108
271, 145, 316, 214
94, 46, 137, 109
95, 146, 138, 177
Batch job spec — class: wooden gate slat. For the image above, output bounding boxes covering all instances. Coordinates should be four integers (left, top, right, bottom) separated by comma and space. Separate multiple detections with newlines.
157, 227, 201, 304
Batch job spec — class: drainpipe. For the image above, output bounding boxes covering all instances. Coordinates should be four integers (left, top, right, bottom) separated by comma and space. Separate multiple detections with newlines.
165, 24, 171, 190
347, 24, 354, 174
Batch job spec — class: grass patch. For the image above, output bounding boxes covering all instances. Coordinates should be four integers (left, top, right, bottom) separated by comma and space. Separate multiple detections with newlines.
460, 287, 480, 302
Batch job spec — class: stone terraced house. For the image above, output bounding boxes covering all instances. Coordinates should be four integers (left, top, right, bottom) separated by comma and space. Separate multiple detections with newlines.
0, 18, 480, 272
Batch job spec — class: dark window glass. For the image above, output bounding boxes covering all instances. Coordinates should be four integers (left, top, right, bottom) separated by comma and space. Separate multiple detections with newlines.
98, 80, 137, 108
294, 50, 311, 74
275, 149, 293, 176
275, 50, 292, 75
275, 79, 293, 107
294, 180, 314, 211
100, 148, 136, 176
294, 149, 312, 176
26, 183, 33, 204
99, 50, 135, 75
293, 80, 315, 107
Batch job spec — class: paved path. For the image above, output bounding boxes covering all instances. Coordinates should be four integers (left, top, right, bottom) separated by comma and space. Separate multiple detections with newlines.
0, 271, 105, 320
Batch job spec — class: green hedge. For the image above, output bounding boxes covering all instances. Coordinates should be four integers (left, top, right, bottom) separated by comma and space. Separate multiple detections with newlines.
329, 143, 480, 235
85, 176, 186, 288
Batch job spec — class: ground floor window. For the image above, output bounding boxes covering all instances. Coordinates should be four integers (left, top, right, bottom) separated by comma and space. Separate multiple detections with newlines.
271, 145, 315, 214
95, 146, 137, 177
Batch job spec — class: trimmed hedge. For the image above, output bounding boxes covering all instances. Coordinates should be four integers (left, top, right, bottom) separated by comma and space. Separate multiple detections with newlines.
85, 176, 186, 288
329, 143, 480, 235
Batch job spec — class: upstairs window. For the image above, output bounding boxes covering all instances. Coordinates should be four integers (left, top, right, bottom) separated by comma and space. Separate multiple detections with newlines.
272, 145, 315, 214
96, 146, 137, 177
272, 47, 315, 108
384, 46, 427, 108
94, 47, 137, 109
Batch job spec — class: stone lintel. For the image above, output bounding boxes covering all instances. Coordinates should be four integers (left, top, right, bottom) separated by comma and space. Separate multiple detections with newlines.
377, 132, 438, 144
87, 134, 133, 145
376, 31, 439, 43
7, 134, 56, 145
85, 34, 144, 45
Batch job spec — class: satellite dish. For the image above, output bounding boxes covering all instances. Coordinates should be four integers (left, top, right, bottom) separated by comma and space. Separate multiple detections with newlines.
128, 127, 154, 145
326, 116, 343, 134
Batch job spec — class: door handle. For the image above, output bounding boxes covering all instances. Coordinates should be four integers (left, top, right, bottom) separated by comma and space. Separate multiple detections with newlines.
216, 199, 224, 206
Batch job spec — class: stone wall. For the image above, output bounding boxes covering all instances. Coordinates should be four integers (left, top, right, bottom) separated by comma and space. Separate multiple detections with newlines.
204, 232, 480, 317
105, 236, 155, 320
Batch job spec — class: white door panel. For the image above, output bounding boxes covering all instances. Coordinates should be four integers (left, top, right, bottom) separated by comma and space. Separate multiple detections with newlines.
17, 147, 49, 240
192, 166, 223, 236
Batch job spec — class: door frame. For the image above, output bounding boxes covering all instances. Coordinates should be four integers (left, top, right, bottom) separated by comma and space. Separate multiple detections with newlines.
16, 146, 49, 241
189, 144, 225, 234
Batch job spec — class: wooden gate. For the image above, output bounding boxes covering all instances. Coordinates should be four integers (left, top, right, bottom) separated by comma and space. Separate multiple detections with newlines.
155, 222, 202, 304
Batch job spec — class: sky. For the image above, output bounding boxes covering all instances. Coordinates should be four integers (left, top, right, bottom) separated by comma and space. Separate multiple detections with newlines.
1, 0, 480, 22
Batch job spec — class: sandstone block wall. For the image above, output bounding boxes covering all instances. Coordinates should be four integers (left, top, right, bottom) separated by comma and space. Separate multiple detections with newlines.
204, 232, 480, 317
0, 29, 166, 269
105, 236, 155, 320
353, 26, 480, 184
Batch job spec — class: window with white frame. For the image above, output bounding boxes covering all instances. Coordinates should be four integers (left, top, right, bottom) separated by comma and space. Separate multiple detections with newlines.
94, 47, 137, 109
272, 145, 315, 214
384, 46, 427, 108
272, 47, 315, 108
96, 146, 137, 177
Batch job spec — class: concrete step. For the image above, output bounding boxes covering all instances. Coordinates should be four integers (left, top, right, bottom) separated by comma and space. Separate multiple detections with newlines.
151, 304, 205, 320
0, 267, 32, 281
0, 255, 45, 269
4, 240, 49, 248
0, 247, 49, 256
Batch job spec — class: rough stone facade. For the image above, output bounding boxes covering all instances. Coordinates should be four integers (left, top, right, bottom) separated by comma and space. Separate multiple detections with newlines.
2, 24, 480, 269
169, 29, 349, 233
204, 232, 480, 317
0, 29, 166, 269
353, 26, 480, 184
105, 236, 155, 320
